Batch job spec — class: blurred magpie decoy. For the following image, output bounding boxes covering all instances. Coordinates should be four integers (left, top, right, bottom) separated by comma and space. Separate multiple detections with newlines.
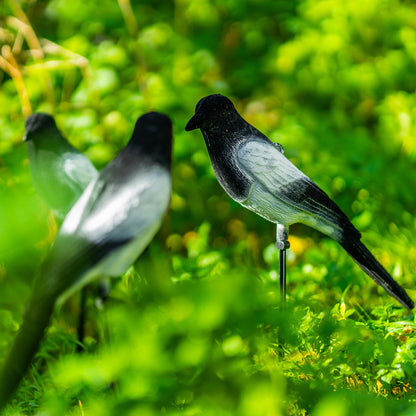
24, 113, 99, 222
0, 112, 173, 410
24, 113, 103, 349
185, 94, 413, 309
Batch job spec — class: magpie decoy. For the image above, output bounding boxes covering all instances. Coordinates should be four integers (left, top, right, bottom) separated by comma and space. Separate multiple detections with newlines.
24, 113, 104, 349
0, 112, 173, 410
24, 113, 98, 222
185, 94, 413, 309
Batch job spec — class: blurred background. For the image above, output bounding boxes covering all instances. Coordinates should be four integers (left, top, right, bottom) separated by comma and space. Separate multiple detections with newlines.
1, 0, 416, 415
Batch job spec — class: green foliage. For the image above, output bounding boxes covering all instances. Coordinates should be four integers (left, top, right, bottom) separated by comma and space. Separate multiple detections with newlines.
1, 0, 416, 414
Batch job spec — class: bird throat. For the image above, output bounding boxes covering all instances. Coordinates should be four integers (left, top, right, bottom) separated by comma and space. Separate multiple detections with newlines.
201, 128, 250, 202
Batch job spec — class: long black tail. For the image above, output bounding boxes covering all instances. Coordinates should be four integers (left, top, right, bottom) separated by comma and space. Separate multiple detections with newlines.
341, 238, 414, 309
0, 296, 54, 412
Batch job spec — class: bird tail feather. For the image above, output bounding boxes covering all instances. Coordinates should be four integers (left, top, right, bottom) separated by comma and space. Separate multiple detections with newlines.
0, 296, 54, 411
340, 238, 414, 309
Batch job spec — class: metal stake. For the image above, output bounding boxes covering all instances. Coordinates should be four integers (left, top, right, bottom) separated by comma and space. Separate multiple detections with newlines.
276, 224, 290, 303
77, 287, 87, 352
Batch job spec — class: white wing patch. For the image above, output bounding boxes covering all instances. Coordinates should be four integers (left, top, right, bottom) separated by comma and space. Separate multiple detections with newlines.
82, 165, 171, 276
63, 153, 98, 190
237, 139, 308, 191
236, 139, 348, 240
81, 166, 170, 239
60, 178, 98, 234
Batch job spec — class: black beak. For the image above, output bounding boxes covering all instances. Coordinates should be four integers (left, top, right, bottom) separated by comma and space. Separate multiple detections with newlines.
185, 114, 200, 131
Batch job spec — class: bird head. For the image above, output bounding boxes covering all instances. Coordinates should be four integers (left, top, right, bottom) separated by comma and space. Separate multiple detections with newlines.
134, 112, 172, 138
185, 94, 236, 131
129, 112, 173, 166
24, 113, 57, 141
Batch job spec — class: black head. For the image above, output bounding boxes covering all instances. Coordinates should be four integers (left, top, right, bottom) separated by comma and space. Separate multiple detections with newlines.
133, 112, 172, 138
24, 113, 58, 141
185, 94, 238, 131
130, 112, 173, 165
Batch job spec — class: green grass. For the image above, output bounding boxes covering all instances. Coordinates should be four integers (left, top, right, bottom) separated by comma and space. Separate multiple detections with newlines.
2, 223, 416, 415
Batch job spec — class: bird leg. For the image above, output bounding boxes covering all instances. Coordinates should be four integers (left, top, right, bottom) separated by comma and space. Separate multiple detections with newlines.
275, 224, 290, 303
